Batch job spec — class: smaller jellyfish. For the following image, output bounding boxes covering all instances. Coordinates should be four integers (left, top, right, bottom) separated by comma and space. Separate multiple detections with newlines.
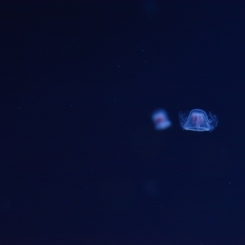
152, 109, 171, 130
179, 109, 218, 132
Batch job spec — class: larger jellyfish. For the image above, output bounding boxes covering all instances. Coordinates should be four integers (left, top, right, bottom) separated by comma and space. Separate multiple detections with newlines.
179, 109, 218, 132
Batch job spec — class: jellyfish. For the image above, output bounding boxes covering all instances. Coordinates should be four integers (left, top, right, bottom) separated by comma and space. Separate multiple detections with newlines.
152, 109, 171, 130
179, 109, 218, 132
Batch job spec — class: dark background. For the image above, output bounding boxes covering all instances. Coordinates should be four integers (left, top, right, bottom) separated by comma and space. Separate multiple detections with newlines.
1, 1, 245, 244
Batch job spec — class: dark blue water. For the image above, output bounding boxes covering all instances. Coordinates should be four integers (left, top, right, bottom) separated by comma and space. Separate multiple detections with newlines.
1, 1, 245, 244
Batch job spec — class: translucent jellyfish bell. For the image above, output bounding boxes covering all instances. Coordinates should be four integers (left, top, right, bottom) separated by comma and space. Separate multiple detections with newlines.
152, 109, 171, 130
179, 109, 218, 132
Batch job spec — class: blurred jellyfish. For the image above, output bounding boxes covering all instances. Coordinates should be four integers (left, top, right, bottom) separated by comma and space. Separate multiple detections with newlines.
152, 109, 171, 130
179, 109, 218, 132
